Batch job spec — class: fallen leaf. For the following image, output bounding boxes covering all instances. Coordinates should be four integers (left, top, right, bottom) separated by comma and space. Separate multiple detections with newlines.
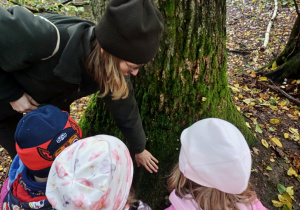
271, 138, 282, 147
269, 127, 276, 132
284, 133, 289, 139
270, 158, 275, 162
245, 122, 251, 128
258, 76, 268, 81
244, 113, 252, 118
260, 101, 270, 106
282, 204, 292, 210
278, 193, 292, 210
279, 99, 290, 106
282, 204, 291, 210
291, 134, 300, 141
287, 167, 297, 177
243, 98, 255, 106
253, 147, 259, 154
271, 61, 277, 70
277, 183, 286, 194
286, 187, 295, 201
269, 97, 278, 105
289, 127, 299, 135
261, 139, 269, 148
270, 118, 281, 124
234, 83, 239, 88
272, 200, 283, 207
250, 71, 256, 78
288, 114, 299, 120
229, 86, 240, 93
255, 124, 263, 134
266, 166, 272, 171
269, 105, 278, 111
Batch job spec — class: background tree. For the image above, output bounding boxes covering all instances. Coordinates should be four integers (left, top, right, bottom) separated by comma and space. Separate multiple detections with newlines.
257, 1, 300, 82
86, 0, 256, 208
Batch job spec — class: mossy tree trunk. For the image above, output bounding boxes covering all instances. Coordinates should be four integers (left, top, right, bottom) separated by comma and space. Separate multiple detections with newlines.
81, 0, 255, 208
258, 16, 300, 81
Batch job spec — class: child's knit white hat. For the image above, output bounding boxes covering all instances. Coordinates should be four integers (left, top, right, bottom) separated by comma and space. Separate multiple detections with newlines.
179, 118, 251, 194
46, 135, 133, 210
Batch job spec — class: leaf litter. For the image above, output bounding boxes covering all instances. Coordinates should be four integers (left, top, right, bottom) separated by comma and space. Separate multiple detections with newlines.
227, 0, 299, 209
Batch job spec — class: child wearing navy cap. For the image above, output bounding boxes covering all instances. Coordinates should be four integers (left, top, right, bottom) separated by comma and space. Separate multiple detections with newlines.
1, 105, 82, 209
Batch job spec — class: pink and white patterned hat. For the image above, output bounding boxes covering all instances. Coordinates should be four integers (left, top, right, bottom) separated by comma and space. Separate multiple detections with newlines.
46, 135, 133, 210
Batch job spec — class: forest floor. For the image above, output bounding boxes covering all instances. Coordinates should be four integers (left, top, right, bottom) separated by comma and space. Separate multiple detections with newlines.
0, 0, 299, 209
226, 0, 299, 209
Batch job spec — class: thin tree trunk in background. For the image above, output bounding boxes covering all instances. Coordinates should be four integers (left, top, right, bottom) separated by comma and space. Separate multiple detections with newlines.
81, 0, 255, 208
257, 16, 300, 81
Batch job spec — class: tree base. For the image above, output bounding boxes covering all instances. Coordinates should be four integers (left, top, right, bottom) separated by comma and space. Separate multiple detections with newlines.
265, 51, 300, 82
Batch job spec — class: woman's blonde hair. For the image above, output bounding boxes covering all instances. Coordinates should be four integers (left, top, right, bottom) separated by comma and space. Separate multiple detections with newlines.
86, 37, 129, 100
167, 163, 257, 210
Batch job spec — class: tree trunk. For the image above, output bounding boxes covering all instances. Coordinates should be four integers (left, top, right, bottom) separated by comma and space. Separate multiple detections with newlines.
257, 15, 300, 81
81, 0, 255, 208
89, 0, 109, 23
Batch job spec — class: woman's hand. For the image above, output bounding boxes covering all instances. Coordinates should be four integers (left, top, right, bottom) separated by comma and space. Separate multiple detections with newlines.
10, 93, 39, 113
135, 149, 159, 173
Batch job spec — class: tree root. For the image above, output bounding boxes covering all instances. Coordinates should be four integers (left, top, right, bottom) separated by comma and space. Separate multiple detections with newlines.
256, 50, 300, 81
265, 52, 300, 81
255, 64, 270, 75
258, 79, 300, 106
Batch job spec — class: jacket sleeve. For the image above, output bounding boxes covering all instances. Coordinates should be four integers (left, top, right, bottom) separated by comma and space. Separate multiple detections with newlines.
0, 6, 59, 101
0, 68, 24, 102
103, 80, 146, 154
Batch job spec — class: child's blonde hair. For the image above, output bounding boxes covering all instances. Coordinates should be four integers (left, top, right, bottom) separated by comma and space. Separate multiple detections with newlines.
168, 163, 257, 210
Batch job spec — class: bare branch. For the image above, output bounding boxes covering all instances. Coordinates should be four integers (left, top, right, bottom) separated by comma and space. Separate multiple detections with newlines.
258, 79, 300, 106
226, 48, 256, 55
261, 0, 278, 50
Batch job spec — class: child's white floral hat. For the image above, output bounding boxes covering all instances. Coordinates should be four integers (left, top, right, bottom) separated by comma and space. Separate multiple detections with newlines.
46, 135, 133, 210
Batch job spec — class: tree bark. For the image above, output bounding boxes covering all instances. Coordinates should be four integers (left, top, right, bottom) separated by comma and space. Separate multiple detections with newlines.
81, 0, 255, 208
89, 0, 109, 23
257, 16, 300, 81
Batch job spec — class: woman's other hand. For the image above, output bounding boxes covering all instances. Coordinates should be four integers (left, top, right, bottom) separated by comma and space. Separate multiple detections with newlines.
10, 93, 39, 113
135, 149, 159, 173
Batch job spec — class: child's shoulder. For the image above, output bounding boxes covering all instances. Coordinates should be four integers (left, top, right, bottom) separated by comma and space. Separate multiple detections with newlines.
236, 198, 267, 210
